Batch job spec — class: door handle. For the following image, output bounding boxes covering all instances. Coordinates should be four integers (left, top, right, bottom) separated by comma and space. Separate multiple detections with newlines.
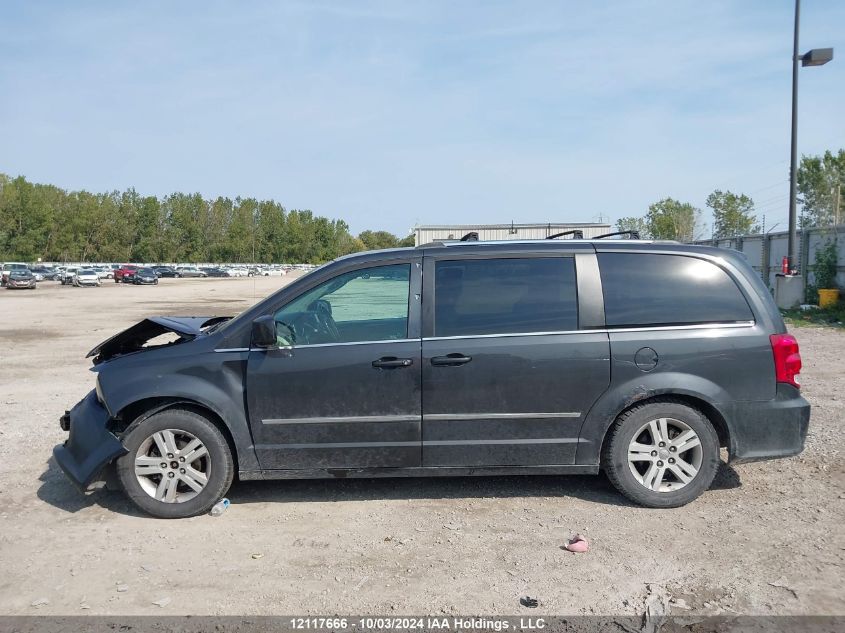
372, 357, 413, 369
430, 353, 473, 367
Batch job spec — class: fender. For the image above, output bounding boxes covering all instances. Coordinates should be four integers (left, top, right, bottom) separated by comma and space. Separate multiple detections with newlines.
574, 372, 732, 465
99, 353, 260, 472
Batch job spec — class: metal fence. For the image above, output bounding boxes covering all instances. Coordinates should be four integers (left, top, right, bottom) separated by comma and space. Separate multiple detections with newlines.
692, 225, 845, 290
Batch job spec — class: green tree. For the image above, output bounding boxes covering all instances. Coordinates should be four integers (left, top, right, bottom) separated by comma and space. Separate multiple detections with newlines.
646, 198, 702, 242
797, 149, 845, 227
615, 217, 650, 238
358, 230, 400, 250
705, 190, 758, 238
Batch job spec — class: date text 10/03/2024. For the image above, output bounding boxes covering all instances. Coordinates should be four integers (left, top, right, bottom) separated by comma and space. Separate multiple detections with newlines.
289, 617, 547, 631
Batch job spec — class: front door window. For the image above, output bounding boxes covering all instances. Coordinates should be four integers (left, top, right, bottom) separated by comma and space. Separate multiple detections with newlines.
274, 264, 411, 346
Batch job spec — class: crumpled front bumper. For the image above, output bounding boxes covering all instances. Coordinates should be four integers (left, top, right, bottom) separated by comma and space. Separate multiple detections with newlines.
53, 390, 128, 490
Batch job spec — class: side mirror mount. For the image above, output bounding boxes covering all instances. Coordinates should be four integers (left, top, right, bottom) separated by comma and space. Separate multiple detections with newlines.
251, 315, 277, 348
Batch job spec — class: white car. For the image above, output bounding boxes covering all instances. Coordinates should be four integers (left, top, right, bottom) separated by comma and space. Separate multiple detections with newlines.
73, 269, 101, 287
93, 267, 113, 279
228, 266, 249, 277
261, 268, 286, 276
60, 267, 79, 285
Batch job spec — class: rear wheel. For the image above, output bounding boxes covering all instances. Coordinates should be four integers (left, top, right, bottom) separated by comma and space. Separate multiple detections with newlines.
116, 408, 234, 518
602, 400, 720, 508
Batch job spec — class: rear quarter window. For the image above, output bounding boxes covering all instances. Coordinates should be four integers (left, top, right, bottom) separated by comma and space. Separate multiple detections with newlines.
598, 253, 753, 327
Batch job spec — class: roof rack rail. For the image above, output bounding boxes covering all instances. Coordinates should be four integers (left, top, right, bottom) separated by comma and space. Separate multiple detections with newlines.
594, 230, 640, 240
546, 230, 584, 240
460, 231, 479, 241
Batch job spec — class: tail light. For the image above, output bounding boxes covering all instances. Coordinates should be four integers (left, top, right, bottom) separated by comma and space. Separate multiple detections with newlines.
770, 333, 802, 388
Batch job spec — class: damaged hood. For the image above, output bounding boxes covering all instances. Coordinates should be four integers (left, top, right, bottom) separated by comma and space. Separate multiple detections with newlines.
87, 316, 231, 364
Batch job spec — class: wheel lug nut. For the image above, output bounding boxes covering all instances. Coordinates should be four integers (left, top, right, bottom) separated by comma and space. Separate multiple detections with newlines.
180, 468, 186, 474
658, 442, 666, 448
650, 450, 657, 457
167, 472, 175, 478
670, 446, 677, 452
179, 457, 185, 462
160, 463, 167, 468
657, 460, 664, 467
167, 453, 174, 458
668, 458, 675, 464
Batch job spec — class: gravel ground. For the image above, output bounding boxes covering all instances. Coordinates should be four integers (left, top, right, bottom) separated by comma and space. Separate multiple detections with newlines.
0, 276, 843, 616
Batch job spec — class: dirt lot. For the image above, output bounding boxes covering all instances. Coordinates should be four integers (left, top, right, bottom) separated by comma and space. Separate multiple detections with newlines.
0, 276, 843, 617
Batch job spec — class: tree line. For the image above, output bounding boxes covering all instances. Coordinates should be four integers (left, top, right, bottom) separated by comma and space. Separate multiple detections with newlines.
3, 148, 841, 261
616, 149, 844, 241
0, 174, 414, 264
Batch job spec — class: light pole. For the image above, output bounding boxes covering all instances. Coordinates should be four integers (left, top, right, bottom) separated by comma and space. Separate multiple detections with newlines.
786, 0, 833, 272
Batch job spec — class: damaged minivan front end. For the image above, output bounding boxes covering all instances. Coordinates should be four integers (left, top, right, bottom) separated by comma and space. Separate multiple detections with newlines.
54, 316, 229, 490
86, 316, 230, 365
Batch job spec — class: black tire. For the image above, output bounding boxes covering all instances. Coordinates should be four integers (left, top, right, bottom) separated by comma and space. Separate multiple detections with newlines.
602, 399, 720, 508
115, 407, 234, 519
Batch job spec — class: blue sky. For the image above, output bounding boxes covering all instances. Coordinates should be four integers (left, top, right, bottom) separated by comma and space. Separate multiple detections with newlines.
1, 1, 843, 236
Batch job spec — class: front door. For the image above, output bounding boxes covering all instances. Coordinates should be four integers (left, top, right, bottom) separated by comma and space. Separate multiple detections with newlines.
246, 261, 422, 470
421, 254, 610, 467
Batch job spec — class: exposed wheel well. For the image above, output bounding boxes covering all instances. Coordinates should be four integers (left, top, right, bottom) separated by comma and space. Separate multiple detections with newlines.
599, 394, 730, 465
113, 397, 239, 473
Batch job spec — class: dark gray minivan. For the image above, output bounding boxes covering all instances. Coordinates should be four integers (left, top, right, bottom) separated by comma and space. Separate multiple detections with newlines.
54, 239, 809, 518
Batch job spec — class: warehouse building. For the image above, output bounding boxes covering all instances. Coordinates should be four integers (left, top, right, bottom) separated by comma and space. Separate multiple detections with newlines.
413, 222, 612, 246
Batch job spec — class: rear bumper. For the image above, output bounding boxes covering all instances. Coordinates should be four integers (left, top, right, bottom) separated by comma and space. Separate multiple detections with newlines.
53, 390, 127, 490
726, 384, 810, 464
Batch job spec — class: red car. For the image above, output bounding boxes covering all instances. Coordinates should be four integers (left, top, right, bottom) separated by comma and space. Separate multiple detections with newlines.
113, 265, 140, 283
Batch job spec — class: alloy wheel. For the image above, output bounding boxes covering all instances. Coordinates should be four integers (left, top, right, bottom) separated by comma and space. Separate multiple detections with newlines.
134, 429, 211, 503
627, 417, 703, 492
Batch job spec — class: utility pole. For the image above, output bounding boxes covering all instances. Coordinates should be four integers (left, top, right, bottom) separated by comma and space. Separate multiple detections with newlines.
786, 0, 833, 270
787, 0, 801, 272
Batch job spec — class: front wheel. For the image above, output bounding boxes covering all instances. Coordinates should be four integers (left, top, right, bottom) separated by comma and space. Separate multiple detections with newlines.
115, 408, 234, 518
602, 400, 720, 508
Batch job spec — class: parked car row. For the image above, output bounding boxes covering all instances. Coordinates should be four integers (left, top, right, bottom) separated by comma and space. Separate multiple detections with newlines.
2, 261, 303, 289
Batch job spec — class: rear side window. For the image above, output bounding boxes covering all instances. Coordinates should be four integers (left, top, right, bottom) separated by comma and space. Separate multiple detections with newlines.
434, 257, 577, 337
598, 253, 753, 327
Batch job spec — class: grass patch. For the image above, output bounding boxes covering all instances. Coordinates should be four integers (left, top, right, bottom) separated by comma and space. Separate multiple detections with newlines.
782, 303, 845, 328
